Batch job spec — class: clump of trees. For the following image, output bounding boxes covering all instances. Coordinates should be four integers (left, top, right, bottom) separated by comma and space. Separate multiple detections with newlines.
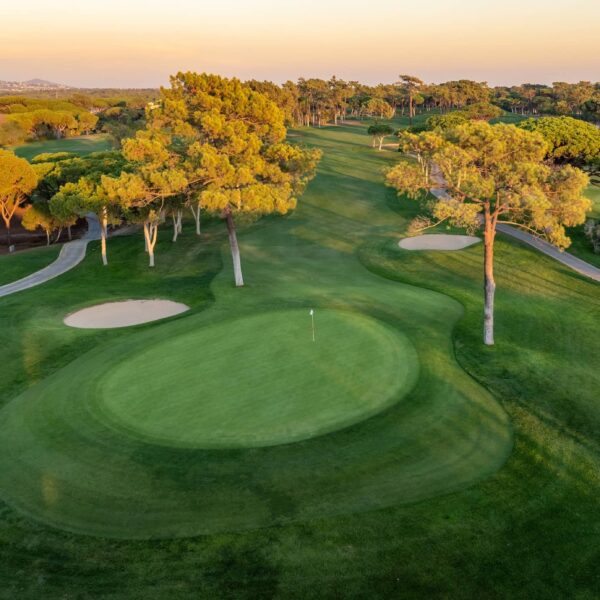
0, 94, 149, 147
364, 98, 395, 119
386, 121, 591, 345
427, 102, 503, 131
0, 98, 99, 144
46, 73, 321, 284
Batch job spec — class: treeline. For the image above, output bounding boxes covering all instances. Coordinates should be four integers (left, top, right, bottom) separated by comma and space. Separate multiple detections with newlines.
246, 77, 600, 127
0, 97, 98, 145
494, 82, 600, 118
3, 78, 598, 149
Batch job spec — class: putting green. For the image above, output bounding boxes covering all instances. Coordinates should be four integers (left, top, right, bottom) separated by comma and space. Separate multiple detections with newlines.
97, 309, 418, 448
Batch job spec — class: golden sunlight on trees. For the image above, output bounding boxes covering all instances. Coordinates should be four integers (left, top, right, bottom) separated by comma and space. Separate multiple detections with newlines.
101, 73, 321, 283
0, 150, 38, 247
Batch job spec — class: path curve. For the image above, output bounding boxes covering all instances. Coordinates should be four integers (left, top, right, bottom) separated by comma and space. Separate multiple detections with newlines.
430, 171, 600, 283
0, 214, 101, 298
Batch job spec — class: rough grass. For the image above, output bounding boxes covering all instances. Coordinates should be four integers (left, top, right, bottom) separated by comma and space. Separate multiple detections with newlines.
0, 244, 60, 286
0, 118, 598, 599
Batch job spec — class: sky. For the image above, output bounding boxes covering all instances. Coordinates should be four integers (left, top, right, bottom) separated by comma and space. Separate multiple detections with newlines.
1, 0, 598, 88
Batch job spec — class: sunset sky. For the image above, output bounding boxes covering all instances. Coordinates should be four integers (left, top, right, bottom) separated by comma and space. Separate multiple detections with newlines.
2, 0, 598, 88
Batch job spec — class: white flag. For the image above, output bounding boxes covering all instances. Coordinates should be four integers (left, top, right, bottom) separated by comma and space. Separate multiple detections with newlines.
310, 309, 314, 315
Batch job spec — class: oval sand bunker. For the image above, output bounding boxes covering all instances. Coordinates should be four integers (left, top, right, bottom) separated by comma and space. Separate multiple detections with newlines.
64, 299, 189, 329
399, 234, 481, 251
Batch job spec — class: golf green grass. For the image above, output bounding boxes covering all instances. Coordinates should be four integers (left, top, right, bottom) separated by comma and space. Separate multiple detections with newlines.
99, 309, 418, 448
12, 134, 113, 161
0, 115, 597, 597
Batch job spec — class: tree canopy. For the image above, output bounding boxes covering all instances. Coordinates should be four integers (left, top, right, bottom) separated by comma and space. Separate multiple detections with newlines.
367, 124, 394, 150
518, 116, 600, 164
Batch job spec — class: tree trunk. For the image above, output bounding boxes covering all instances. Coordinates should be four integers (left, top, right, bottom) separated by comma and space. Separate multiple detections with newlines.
191, 204, 201, 236
172, 214, 179, 242
225, 211, 244, 287
144, 221, 158, 267
378, 137, 384, 151
5, 223, 11, 247
100, 207, 108, 266
67, 225, 72, 240
45, 230, 50, 246
483, 215, 496, 346
143, 223, 153, 266
55, 227, 62, 243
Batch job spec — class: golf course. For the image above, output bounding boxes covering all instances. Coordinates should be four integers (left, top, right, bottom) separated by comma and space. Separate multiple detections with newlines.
0, 118, 598, 598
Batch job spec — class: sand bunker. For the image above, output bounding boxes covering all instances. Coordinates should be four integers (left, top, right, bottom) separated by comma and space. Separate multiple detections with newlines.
64, 299, 190, 329
399, 234, 481, 251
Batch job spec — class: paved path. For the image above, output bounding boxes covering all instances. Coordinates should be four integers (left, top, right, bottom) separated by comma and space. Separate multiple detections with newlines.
495, 224, 600, 282
0, 214, 101, 298
430, 170, 600, 284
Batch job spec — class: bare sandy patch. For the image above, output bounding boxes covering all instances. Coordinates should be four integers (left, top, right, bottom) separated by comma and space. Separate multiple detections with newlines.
399, 234, 481, 251
64, 299, 189, 329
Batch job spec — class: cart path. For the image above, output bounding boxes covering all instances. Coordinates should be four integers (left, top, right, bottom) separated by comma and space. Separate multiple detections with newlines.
0, 214, 101, 298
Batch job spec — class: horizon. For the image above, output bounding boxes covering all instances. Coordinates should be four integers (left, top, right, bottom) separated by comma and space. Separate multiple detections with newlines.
2, 0, 599, 89
2, 73, 600, 90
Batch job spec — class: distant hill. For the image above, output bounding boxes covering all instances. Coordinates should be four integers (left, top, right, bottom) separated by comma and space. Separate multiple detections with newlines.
24, 78, 67, 87
0, 79, 72, 92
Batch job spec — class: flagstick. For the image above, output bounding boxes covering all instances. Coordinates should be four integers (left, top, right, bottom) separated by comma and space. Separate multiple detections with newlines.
310, 309, 315, 342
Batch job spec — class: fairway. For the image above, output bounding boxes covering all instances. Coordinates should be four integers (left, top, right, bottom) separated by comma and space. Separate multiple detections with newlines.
12, 134, 113, 161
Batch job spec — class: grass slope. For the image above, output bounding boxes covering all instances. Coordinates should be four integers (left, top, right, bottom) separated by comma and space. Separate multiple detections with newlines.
12, 134, 113, 161
0, 118, 597, 598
